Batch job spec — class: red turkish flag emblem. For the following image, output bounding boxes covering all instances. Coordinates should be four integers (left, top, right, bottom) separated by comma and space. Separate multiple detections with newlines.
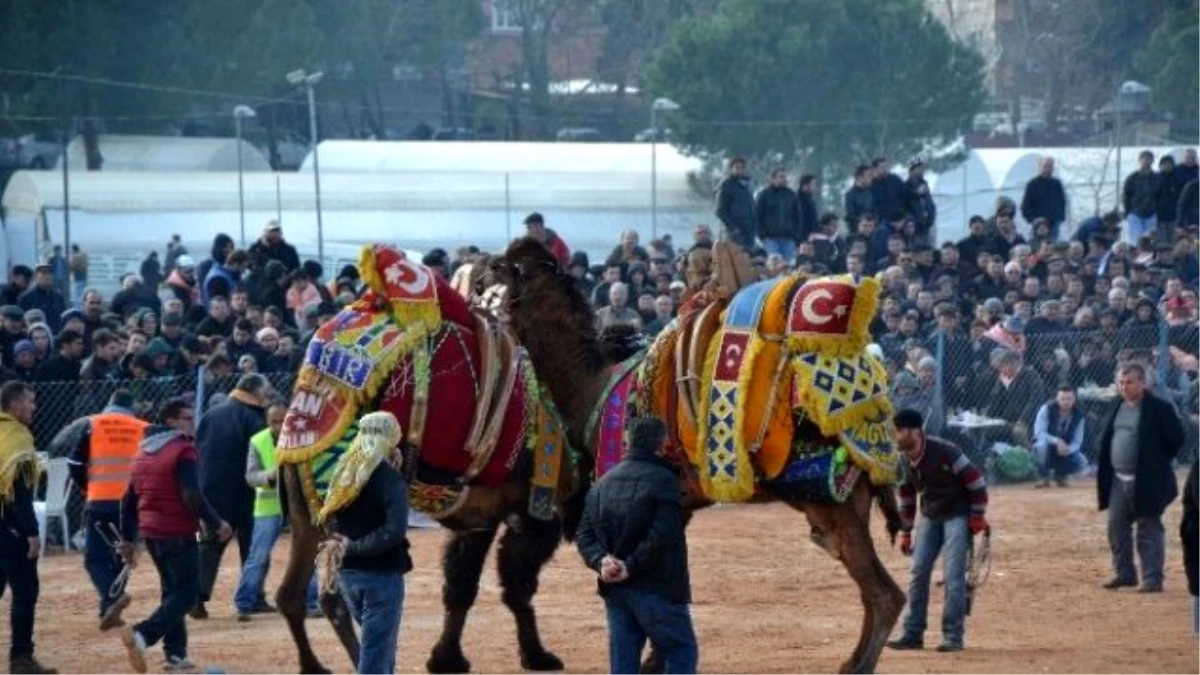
713, 331, 750, 381
787, 280, 856, 335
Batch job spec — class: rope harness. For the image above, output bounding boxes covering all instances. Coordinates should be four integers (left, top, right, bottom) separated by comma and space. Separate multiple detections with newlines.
965, 526, 992, 616
93, 520, 131, 600
315, 537, 346, 595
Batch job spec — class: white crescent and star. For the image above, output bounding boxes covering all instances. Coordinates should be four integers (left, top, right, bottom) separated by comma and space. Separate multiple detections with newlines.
723, 343, 743, 369
799, 287, 850, 326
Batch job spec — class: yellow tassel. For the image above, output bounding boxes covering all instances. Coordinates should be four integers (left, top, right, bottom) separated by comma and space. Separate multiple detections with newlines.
358, 245, 384, 296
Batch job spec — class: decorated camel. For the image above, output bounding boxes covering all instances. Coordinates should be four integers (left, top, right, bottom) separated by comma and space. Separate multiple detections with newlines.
271, 244, 586, 673
492, 238, 906, 674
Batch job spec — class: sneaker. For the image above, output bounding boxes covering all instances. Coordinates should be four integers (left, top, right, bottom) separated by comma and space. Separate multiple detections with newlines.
120, 627, 148, 674
936, 643, 964, 653
188, 602, 208, 620
1054, 477, 1068, 487
164, 655, 197, 672
10, 656, 58, 674
1034, 479, 1051, 489
1137, 583, 1163, 593
1102, 577, 1138, 590
236, 612, 252, 622
100, 593, 132, 631
306, 606, 324, 619
886, 637, 924, 650
251, 601, 276, 615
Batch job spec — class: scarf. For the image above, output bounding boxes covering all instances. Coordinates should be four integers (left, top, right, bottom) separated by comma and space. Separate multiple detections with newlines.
317, 411, 404, 525
0, 413, 39, 506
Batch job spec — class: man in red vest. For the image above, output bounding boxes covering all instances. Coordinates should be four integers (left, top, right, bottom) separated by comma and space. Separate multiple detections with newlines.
65, 390, 149, 631
118, 398, 230, 674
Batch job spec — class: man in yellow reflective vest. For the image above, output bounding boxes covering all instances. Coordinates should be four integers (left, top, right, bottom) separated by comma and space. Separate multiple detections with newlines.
66, 390, 149, 631
233, 402, 319, 621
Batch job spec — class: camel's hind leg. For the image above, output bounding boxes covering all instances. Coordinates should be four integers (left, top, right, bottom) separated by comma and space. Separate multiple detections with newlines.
278, 466, 358, 674
427, 527, 500, 673
497, 514, 564, 671
797, 480, 905, 674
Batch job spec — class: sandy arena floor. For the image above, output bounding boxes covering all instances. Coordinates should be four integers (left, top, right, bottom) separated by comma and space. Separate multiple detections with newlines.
7, 477, 1198, 674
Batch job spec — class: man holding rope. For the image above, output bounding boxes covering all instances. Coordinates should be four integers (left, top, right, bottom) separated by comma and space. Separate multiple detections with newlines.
118, 398, 231, 674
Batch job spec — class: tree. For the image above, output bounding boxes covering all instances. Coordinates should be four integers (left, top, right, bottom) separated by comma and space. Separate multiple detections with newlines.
1135, 1, 1199, 129
642, 0, 985, 180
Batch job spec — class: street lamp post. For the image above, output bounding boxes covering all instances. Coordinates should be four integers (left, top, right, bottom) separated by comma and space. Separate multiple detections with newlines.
233, 105, 256, 248
650, 97, 681, 240
287, 69, 325, 263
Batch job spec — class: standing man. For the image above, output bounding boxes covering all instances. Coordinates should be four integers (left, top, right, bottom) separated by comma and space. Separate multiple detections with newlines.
118, 398, 231, 674
1097, 363, 1184, 592
715, 157, 756, 251
844, 165, 875, 236
17, 264, 65, 333
904, 159, 938, 243
797, 174, 820, 243
887, 409, 989, 653
65, 390, 149, 630
194, 373, 271, 618
754, 167, 801, 260
1020, 156, 1067, 241
233, 402, 319, 621
1155, 155, 1183, 243
523, 212, 571, 268
576, 417, 697, 674
1031, 385, 1088, 488
1123, 150, 1160, 244
247, 221, 301, 277
318, 411, 412, 675
0, 382, 56, 674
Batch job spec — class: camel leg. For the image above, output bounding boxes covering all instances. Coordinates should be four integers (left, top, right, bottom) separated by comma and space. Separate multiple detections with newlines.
427, 527, 499, 673
800, 483, 904, 674
497, 514, 564, 671
278, 467, 357, 674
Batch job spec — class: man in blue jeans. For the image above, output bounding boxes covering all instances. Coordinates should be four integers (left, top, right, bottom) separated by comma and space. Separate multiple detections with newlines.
1031, 385, 1088, 487
234, 402, 318, 621
119, 398, 231, 673
318, 411, 412, 674
577, 417, 697, 674
887, 409, 989, 653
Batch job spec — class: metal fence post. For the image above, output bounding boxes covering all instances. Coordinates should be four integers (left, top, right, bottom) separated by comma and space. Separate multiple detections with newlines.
195, 365, 206, 420
1158, 319, 1170, 391
935, 330, 946, 428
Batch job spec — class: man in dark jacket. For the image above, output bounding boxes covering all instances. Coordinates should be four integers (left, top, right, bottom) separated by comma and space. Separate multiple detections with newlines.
844, 165, 875, 235
17, 266, 65, 333
754, 167, 801, 260
1155, 155, 1183, 242
871, 158, 908, 225
714, 158, 756, 251
1, 266, 32, 308
193, 373, 271, 618
34, 330, 83, 383
1123, 150, 1160, 244
247, 221, 301, 277
1097, 363, 1184, 593
119, 398, 230, 673
1020, 156, 1067, 241
1183, 461, 1198, 634
577, 417, 696, 674
797, 174, 820, 242
321, 411, 412, 675
904, 159, 937, 241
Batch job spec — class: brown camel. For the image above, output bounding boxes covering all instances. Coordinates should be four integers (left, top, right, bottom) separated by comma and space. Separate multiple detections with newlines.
271, 264, 603, 673
494, 238, 907, 674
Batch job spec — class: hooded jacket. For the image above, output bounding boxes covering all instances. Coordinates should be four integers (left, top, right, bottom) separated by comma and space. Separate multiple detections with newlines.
122, 425, 221, 541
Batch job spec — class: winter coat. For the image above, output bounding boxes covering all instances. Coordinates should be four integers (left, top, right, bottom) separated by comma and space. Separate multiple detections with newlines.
715, 175, 756, 243
1182, 461, 1198, 596
1096, 391, 1183, 518
798, 192, 819, 241
248, 238, 301, 275
844, 185, 874, 231
1123, 170, 1159, 218
17, 286, 65, 332
1020, 175, 1067, 226
872, 172, 907, 221
576, 442, 690, 604
1157, 170, 1184, 223
196, 392, 265, 525
754, 185, 801, 241
1178, 179, 1199, 228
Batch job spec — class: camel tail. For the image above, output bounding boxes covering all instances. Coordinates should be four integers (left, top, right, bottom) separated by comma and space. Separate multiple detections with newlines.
872, 484, 902, 546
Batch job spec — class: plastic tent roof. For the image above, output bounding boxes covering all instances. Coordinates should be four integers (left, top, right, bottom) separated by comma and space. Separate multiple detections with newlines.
60, 134, 271, 172
2, 167, 704, 219
302, 140, 702, 175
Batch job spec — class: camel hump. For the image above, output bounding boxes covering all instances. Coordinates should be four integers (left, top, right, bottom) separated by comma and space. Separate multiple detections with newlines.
712, 240, 757, 299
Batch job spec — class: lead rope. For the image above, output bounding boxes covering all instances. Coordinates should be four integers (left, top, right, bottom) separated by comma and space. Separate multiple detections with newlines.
94, 521, 132, 599
315, 537, 346, 595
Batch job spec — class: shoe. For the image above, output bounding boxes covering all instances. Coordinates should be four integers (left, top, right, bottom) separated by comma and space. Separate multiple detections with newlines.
1102, 577, 1138, 590
236, 611, 252, 622
163, 655, 197, 673
100, 593, 132, 631
1137, 584, 1163, 593
1054, 477, 1068, 487
936, 643, 964, 653
188, 602, 208, 620
10, 656, 58, 674
306, 606, 324, 619
1035, 479, 1051, 489
250, 601, 276, 614
886, 637, 924, 650
120, 627, 148, 674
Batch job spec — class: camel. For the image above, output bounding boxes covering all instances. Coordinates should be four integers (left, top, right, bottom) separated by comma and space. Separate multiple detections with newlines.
271, 244, 598, 674
493, 238, 907, 674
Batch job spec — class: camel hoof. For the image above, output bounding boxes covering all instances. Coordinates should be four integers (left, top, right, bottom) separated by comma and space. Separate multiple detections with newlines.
838, 659, 873, 674
300, 664, 331, 675
521, 650, 564, 671
427, 646, 471, 674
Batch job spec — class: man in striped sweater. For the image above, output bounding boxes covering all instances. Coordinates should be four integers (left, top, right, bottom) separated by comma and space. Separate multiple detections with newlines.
887, 409, 989, 653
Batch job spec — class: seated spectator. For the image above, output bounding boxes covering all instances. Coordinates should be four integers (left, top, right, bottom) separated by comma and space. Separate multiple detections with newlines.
1032, 385, 1088, 487
984, 349, 1046, 445
596, 283, 641, 332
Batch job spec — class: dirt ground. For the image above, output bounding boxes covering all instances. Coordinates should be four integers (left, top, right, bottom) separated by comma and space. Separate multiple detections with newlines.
9, 477, 1199, 674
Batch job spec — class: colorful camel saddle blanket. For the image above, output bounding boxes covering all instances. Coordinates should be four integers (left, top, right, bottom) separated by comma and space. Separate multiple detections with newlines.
589, 354, 644, 479
766, 442, 862, 503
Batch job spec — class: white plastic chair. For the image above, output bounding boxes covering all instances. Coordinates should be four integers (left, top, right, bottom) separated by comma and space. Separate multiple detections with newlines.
33, 458, 72, 556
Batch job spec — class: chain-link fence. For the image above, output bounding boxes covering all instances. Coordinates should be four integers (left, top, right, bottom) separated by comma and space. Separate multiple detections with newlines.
881, 321, 1200, 470
38, 368, 298, 548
